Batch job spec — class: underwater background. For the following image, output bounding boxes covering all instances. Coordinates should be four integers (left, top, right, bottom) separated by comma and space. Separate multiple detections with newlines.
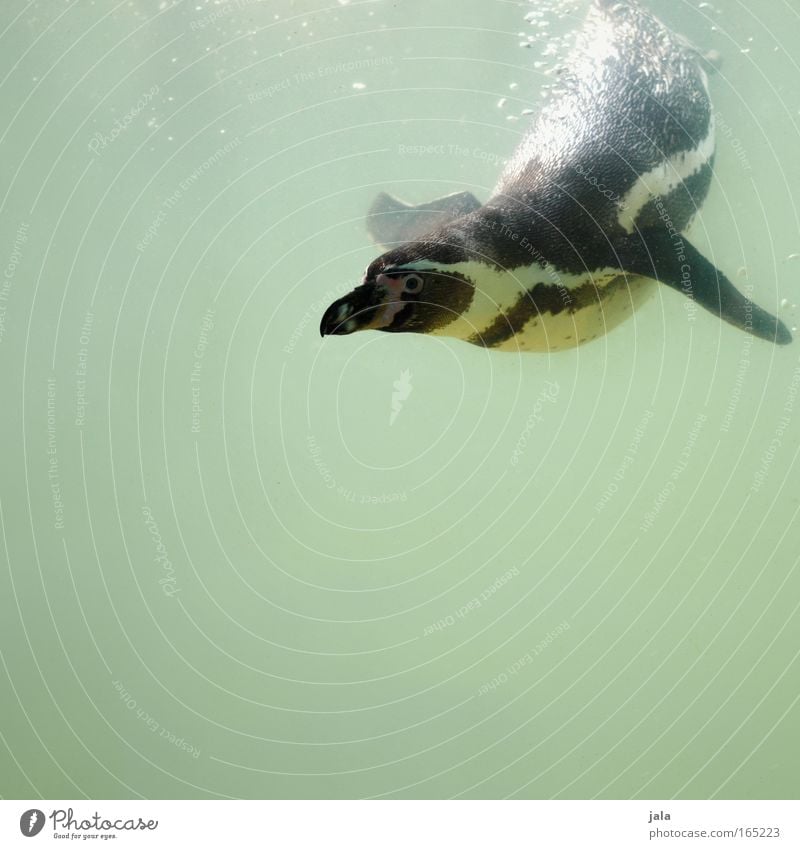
0, 0, 798, 799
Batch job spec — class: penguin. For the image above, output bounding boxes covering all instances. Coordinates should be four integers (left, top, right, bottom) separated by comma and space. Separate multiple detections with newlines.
319, 0, 791, 351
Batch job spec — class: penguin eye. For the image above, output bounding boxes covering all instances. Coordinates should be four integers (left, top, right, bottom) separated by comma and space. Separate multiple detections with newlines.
402, 273, 424, 294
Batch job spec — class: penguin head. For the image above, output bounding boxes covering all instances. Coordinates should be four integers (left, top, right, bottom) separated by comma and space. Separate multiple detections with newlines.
319, 248, 475, 338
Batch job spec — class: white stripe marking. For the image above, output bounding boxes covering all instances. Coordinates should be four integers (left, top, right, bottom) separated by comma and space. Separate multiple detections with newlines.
396, 260, 529, 335
618, 112, 715, 234
401, 260, 638, 349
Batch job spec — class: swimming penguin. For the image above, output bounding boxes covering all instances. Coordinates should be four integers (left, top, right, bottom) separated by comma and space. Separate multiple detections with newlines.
319, 0, 791, 351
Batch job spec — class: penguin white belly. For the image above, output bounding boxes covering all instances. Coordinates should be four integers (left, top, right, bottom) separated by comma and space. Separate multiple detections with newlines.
493, 274, 657, 352
426, 264, 657, 352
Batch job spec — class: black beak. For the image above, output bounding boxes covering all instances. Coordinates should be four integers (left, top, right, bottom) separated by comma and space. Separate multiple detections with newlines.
319, 284, 381, 337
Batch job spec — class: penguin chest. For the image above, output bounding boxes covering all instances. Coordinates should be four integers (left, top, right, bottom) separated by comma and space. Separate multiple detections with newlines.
430, 264, 656, 352
493, 272, 657, 352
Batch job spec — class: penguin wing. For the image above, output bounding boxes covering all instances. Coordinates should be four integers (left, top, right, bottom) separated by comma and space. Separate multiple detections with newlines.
366, 191, 481, 247
615, 230, 791, 345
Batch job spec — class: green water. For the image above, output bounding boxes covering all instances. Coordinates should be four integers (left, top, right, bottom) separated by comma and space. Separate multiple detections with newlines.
1, 0, 798, 800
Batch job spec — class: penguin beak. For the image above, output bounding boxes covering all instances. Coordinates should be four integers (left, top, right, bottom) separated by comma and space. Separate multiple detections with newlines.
319, 284, 380, 336
320, 277, 406, 336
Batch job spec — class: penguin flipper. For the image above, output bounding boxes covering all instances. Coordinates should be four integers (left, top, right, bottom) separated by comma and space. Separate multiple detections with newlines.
615, 231, 792, 345
366, 191, 481, 247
